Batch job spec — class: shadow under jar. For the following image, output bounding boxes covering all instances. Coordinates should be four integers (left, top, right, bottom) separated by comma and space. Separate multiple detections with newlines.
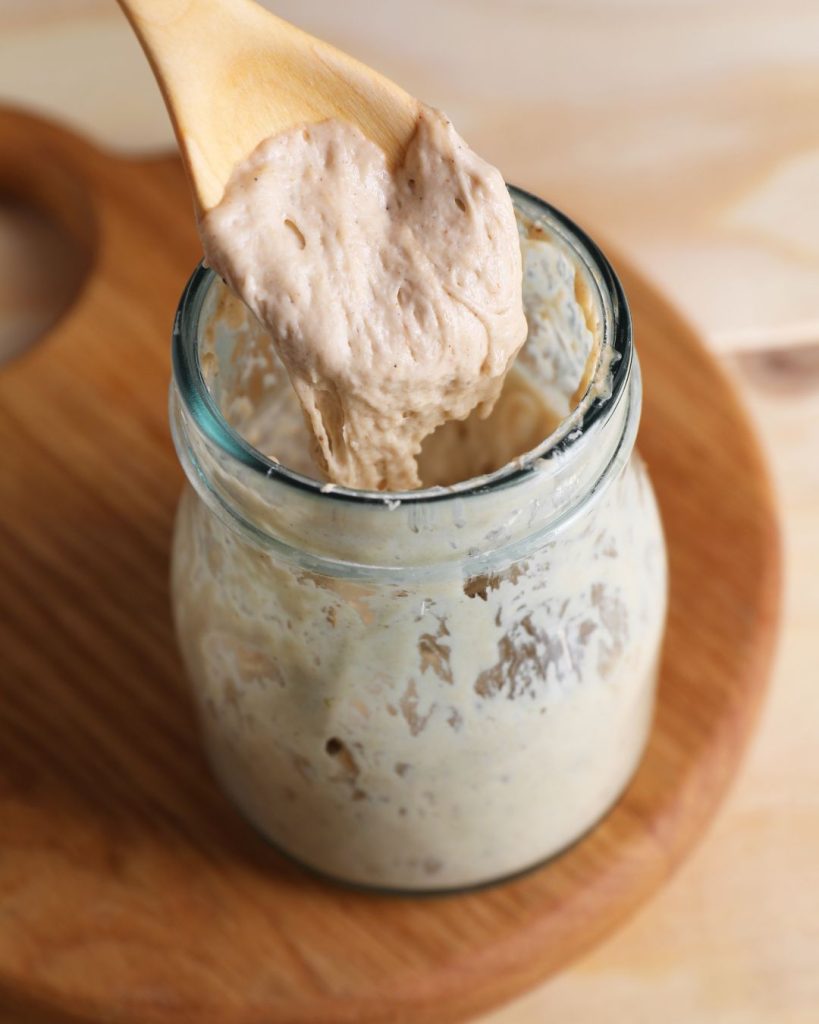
169, 189, 667, 892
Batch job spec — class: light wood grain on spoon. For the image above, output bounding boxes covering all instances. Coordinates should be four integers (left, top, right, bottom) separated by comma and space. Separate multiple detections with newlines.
117, 0, 421, 212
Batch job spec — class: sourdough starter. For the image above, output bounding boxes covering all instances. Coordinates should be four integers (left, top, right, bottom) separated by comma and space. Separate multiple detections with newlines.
199, 107, 528, 491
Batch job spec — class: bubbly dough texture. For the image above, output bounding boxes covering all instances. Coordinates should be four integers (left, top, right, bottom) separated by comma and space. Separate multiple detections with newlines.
200, 107, 527, 490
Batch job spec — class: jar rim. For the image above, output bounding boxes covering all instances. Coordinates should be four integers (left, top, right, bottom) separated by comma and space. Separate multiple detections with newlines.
171, 187, 632, 508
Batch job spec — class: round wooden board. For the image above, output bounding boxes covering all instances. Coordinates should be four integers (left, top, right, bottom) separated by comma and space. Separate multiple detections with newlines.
0, 110, 781, 1024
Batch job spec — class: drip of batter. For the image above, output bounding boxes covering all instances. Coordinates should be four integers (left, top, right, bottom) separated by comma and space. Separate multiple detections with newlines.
199, 106, 527, 491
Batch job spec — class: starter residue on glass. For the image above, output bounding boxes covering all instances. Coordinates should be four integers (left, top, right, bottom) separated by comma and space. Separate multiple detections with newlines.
171, 430, 667, 890
199, 106, 529, 491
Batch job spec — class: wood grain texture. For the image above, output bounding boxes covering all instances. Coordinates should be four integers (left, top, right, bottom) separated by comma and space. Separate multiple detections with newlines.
0, 109, 780, 1024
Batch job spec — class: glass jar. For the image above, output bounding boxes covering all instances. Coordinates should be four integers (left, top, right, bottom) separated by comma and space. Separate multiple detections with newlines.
169, 189, 667, 892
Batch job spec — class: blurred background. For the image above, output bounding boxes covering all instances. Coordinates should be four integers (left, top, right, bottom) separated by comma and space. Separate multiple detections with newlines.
1, 2, 816, 1021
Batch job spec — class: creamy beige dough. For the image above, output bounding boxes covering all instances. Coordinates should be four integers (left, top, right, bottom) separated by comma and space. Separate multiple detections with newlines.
200, 107, 527, 491
228, 360, 558, 490
201, 212, 598, 492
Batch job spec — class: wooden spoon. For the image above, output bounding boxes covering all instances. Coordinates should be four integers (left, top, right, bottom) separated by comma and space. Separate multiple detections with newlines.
116, 0, 421, 212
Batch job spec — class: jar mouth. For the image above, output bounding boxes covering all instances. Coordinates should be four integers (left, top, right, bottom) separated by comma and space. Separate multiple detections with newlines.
172, 187, 632, 507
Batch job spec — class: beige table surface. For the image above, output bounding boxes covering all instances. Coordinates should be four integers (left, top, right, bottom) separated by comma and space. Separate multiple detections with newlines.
0, 3, 817, 1022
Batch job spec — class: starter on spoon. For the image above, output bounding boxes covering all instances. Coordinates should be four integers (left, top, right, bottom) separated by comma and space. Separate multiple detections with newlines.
118, 0, 527, 490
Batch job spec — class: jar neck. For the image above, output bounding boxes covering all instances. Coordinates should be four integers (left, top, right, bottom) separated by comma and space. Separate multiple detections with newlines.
170, 191, 636, 580
171, 365, 637, 584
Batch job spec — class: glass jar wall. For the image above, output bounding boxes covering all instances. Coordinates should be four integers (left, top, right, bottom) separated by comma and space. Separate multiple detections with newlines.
169, 191, 667, 891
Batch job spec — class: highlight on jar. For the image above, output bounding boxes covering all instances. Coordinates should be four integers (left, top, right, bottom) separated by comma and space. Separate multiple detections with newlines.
136, 0, 667, 892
